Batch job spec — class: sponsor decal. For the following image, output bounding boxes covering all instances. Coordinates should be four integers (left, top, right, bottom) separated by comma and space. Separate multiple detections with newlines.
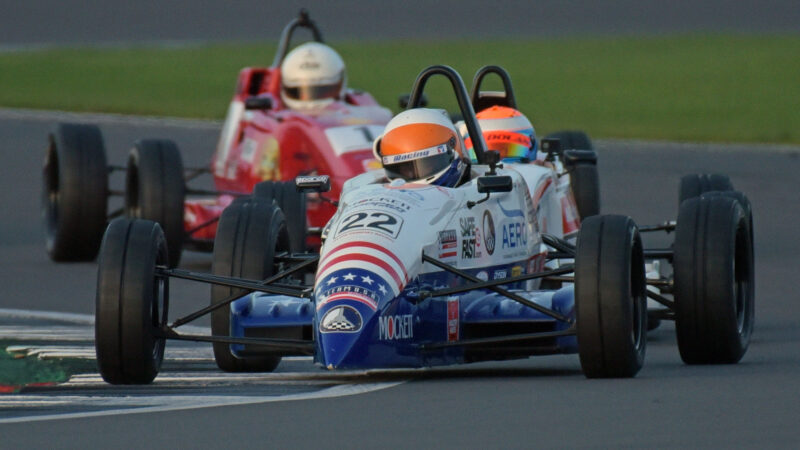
476, 271, 489, 281
379, 314, 413, 340
447, 297, 459, 342
351, 196, 413, 213
511, 266, 523, 277
459, 216, 482, 259
501, 221, 528, 249
438, 229, 458, 259
493, 269, 508, 280
498, 200, 524, 218
240, 138, 259, 163
257, 136, 280, 181
320, 305, 362, 333
335, 210, 404, 239
482, 210, 496, 255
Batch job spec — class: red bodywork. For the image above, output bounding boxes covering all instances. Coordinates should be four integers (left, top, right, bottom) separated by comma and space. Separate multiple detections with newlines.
183, 67, 392, 246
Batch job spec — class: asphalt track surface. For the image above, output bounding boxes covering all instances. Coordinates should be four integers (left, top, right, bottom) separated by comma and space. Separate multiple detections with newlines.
2, 0, 799, 48
2, 3, 800, 446
0, 110, 799, 447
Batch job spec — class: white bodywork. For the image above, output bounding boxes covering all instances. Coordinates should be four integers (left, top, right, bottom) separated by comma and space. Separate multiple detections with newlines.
316, 162, 580, 295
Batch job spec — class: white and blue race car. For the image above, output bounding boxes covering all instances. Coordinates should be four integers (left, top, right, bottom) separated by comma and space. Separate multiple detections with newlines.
92, 65, 753, 384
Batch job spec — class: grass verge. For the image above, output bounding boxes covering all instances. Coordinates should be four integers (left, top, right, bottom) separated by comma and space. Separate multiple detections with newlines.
0, 34, 798, 143
0, 348, 95, 393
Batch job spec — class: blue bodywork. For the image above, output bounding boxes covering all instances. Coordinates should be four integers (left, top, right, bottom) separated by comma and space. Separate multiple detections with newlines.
229, 259, 577, 369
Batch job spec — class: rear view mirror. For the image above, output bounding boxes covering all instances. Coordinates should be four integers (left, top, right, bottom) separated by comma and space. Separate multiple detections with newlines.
295, 175, 331, 193
244, 96, 273, 111
477, 175, 513, 194
540, 138, 562, 161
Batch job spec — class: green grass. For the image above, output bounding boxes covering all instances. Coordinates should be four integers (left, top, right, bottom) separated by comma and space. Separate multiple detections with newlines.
1, 34, 798, 143
1, 348, 95, 393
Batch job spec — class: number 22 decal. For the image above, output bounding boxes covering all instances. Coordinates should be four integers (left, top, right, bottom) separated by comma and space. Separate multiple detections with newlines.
336, 211, 403, 238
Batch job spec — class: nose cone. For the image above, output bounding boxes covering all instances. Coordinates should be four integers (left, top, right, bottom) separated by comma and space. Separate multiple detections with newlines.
317, 302, 375, 369
314, 268, 397, 369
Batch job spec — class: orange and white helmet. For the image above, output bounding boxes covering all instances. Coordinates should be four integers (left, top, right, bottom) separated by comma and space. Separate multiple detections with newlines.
280, 42, 346, 110
464, 106, 537, 162
373, 108, 467, 187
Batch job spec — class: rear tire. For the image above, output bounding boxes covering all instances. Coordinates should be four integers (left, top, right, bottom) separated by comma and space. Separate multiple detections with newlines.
254, 181, 307, 252
126, 139, 186, 267
678, 173, 733, 206
95, 218, 168, 384
43, 123, 108, 261
575, 215, 646, 378
545, 130, 593, 150
673, 195, 754, 364
210, 198, 289, 372
547, 131, 599, 220
567, 163, 600, 220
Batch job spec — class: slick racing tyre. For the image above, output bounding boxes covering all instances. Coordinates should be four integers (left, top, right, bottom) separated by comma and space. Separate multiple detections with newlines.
545, 130, 593, 151
546, 131, 599, 221
210, 198, 290, 372
678, 173, 733, 206
43, 123, 108, 261
575, 215, 646, 378
126, 139, 186, 267
673, 195, 754, 364
254, 181, 308, 253
95, 218, 168, 384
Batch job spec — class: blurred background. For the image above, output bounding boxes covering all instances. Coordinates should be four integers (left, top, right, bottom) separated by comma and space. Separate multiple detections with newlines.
1, 0, 798, 142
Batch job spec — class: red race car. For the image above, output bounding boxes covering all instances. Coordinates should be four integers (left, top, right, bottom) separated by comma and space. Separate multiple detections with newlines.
42, 10, 392, 266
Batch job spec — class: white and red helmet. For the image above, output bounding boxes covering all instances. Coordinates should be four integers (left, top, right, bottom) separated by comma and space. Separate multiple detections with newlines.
373, 108, 467, 187
280, 42, 346, 110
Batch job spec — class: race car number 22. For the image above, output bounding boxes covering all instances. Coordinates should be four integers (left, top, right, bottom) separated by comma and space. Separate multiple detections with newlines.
336, 211, 403, 239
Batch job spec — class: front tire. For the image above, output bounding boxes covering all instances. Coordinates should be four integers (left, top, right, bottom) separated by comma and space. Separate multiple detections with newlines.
95, 218, 168, 384
210, 198, 289, 372
43, 123, 108, 261
673, 195, 754, 364
575, 215, 646, 378
126, 139, 186, 267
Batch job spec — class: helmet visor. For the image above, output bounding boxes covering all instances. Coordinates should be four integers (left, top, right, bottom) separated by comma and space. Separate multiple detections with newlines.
382, 142, 455, 182
484, 130, 533, 159
283, 80, 343, 101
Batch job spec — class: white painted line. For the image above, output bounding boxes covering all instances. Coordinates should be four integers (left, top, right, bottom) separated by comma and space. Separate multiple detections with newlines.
0, 381, 405, 424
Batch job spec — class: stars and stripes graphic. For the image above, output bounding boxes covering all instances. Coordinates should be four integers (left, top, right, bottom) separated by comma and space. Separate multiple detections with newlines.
316, 240, 408, 296
315, 266, 396, 312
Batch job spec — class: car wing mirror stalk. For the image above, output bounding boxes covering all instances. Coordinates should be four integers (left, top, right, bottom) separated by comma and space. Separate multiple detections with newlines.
540, 138, 562, 163
468, 175, 513, 208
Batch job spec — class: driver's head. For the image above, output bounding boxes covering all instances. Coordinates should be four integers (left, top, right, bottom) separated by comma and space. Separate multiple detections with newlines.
464, 106, 537, 162
280, 42, 346, 110
373, 108, 467, 187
